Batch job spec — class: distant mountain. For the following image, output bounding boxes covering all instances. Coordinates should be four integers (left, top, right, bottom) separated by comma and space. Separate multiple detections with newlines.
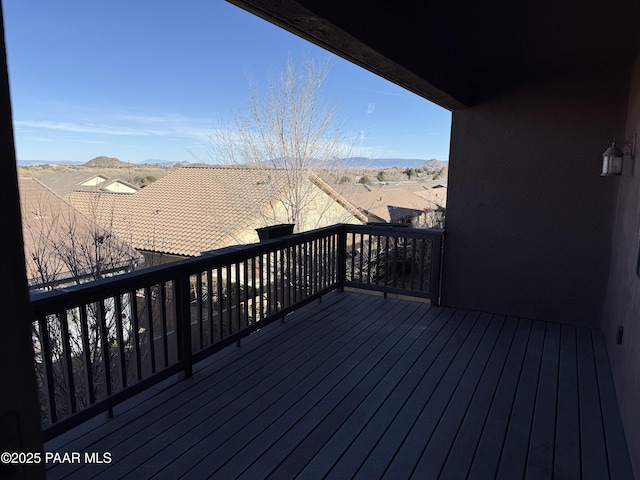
18, 156, 448, 169
420, 159, 448, 170
144, 160, 192, 168
17, 160, 84, 166
341, 157, 446, 169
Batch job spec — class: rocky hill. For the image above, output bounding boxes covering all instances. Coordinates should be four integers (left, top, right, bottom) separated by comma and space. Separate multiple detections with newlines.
84, 156, 130, 168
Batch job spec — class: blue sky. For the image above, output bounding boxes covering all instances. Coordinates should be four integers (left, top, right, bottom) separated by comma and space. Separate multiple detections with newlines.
2, 0, 451, 164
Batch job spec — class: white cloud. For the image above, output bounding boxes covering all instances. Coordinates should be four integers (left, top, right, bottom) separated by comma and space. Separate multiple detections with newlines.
366, 102, 376, 116
14, 120, 166, 137
14, 112, 217, 141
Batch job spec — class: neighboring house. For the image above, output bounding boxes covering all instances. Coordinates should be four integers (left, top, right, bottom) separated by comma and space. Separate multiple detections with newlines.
39, 171, 139, 197
65, 166, 367, 266
18, 178, 142, 290
340, 183, 445, 227
394, 181, 448, 210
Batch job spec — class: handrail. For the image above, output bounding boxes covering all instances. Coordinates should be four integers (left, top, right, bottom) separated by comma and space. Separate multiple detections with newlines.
30, 223, 443, 439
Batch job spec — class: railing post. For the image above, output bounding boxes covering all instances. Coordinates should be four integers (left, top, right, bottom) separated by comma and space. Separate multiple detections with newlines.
337, 225, 347, 292
431, 232, 444, 307
175, 274, 193, 378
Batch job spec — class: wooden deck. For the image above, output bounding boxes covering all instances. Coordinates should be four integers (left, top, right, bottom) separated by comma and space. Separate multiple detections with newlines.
44, 291, 633, 479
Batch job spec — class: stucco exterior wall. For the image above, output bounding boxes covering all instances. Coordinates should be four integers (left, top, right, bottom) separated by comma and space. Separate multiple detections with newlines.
443, 71, 627, 327
602, 54, 640, 478
232, 182, 365, 246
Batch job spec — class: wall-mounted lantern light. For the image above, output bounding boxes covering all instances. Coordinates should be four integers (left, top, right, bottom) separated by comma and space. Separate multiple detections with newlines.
602, 134, 636, 176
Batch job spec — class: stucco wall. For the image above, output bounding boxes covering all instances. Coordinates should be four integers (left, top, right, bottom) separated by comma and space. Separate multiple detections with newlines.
233, 182, 365, 246
602, 54, 640, 478
443, 71, 627, 327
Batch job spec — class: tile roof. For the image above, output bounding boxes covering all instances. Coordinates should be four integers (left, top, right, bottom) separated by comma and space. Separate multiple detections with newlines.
66, 166, 366, 257
39, 171, 139, 196
18, 178, 140, 287
341, 186, 442, 222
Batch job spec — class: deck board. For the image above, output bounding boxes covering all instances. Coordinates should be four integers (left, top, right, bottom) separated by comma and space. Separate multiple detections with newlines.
43, 291, 634, 480
554, 324, 582, 479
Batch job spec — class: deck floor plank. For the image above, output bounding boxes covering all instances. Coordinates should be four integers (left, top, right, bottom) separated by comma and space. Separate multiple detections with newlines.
353, 309, 481, 479
437, 316, 519, 479
103, 294, 390, 479
524, 322, 561, 480
51, 293, 365, 479
241, 303, 437, 479
592, 331, 635, 480
299, 306, 458, 480
118, 296, 412, 479
464, 318, 534, 479
554, 324, 582, 480
179, 299, 422, 479
495, 319, 546, 479
42, 291, 633, 480
408, 313, 507, 478
268, 304, 449, 480
209, 301, 430, 480
384, 312, 500, 479
577, 328, 610, 480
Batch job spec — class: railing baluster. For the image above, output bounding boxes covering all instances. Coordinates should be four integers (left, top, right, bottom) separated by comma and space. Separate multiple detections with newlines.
285, 246, 291, 308
327, 235, 336, 284
226, 264, 233, 333
366, 233, 372, 284
144, 286, 156, 374
292, 246, 298, 304
350, 232, 355, 282
243, 259, 249, 328
314, 238, 320, 293
97, 299, 112, 399
431, 233, 443, 306
325, 235, 330, 287
303, 241, 309, 297
216, 267, 223, 339
410, 237, 417, 291
392, 237, 398, 289
175, 274, 192, 378
207, 269, 214, 344
375, 235, 381, 286
279, 248, 285, 309
59, 309, 76, 414
235, 262, 241, 333
79, 305, 96, 403
130, 291, 142, 382
266, 253, 272, 316
402, 236, 408, 289
419, 238, 427, 293
258, 255, 265, 321
39, 316, 57, 424
159, 283, 169, 368
384, 235, 390, 288
337, 227, 346, 289
196, 273, 203, 350
250, 257, 257, 324
114, 295, 127, 390
308, 241, 313, 294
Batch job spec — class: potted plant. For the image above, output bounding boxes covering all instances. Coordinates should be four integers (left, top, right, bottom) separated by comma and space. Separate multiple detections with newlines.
255, 223, 295, 241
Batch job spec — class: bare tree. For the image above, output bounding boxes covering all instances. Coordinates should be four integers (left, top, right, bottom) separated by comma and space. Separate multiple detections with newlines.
21, 184, 146, 424
208, 55, 366, 231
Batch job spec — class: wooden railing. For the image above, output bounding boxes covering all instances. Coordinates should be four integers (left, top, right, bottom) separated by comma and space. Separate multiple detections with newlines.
29, 224, 443, 439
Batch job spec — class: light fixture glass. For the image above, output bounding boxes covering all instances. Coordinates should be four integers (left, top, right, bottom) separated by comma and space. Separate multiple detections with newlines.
602, 140, 624, 176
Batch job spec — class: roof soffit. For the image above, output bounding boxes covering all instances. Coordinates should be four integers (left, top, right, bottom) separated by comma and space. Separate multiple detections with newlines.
227, 0, 640, 108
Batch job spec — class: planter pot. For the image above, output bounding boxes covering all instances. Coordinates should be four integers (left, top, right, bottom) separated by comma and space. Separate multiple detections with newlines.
256, 223, 295, 241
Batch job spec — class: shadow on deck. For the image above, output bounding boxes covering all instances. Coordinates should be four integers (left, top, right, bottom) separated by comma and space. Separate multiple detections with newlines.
44, 291, 633, 479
